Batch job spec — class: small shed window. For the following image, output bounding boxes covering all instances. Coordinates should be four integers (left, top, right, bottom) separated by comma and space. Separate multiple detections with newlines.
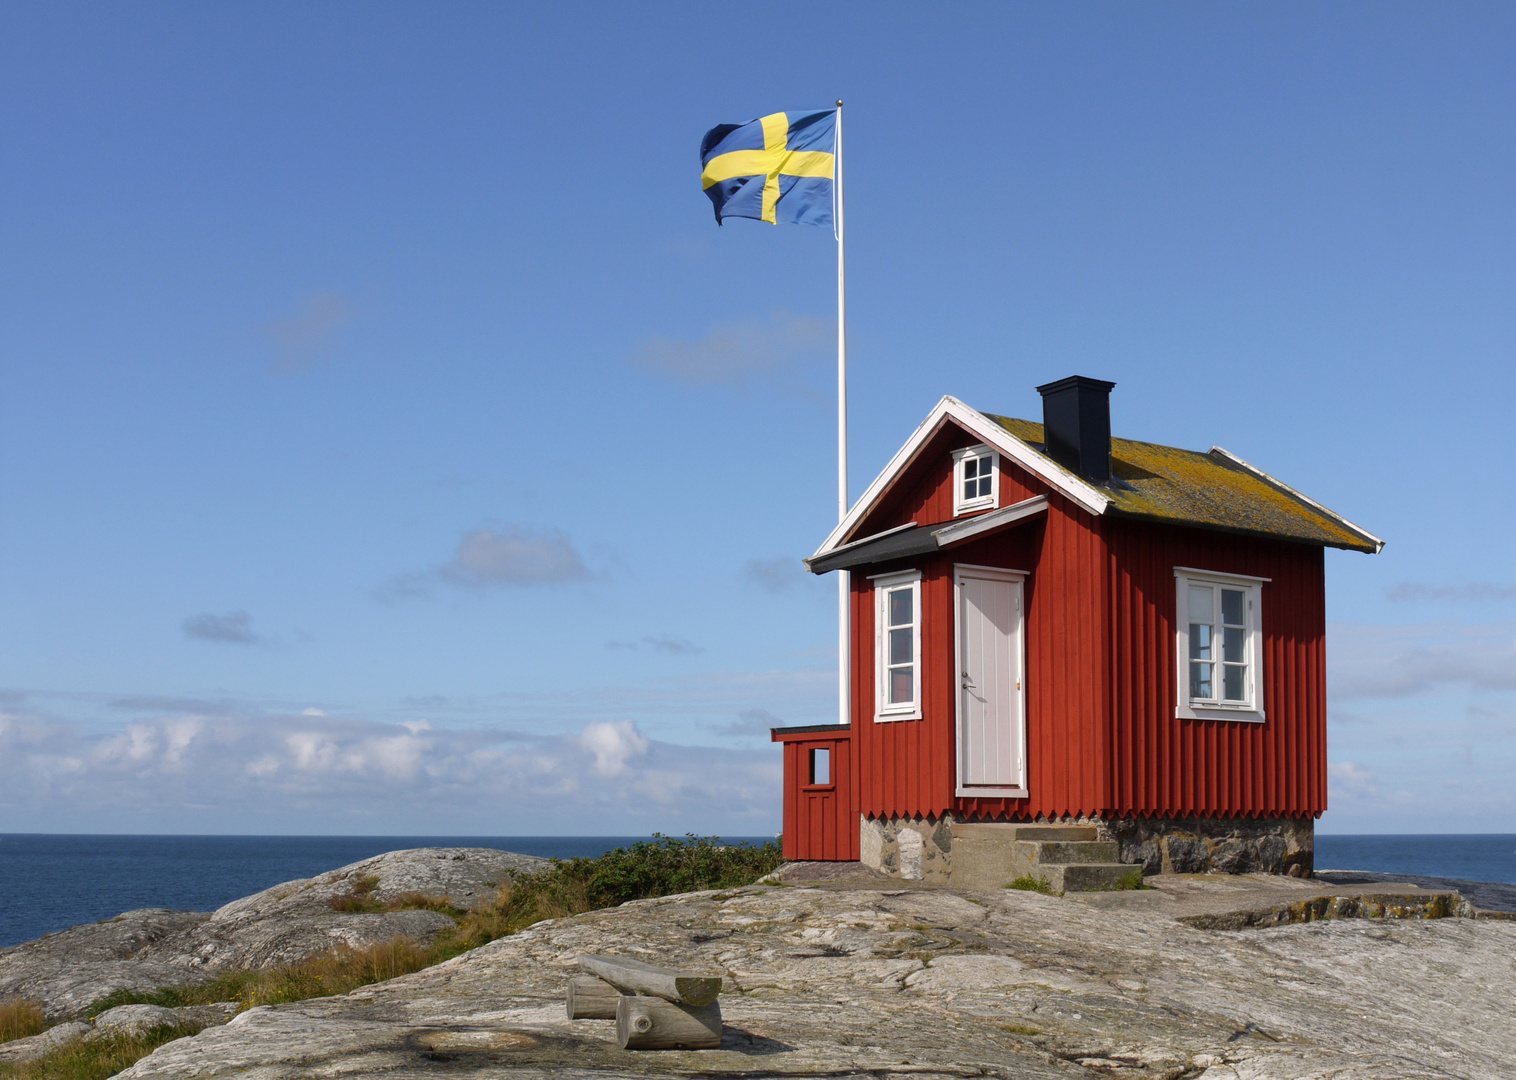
871, 569, 923, 722
809, 747, 830, 786
1174, 567, 1267, 723
951, 444, 999, 516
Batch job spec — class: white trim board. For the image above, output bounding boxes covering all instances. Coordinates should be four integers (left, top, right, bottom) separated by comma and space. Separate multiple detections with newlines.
810, 396, 1110, 560
933, 496, 1048, 548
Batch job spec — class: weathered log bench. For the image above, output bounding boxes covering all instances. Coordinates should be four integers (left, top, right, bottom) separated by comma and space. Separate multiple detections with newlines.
566, 955, 724, 1050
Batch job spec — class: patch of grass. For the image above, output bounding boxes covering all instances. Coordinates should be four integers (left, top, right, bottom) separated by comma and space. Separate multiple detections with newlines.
1006, 874, 1059, 895
86, 938, 430, 1016
0, 1000, 46, 1044
0, 1025, 200, 1080
327, 874, 386, 913
85, 972, 263, 1017
996, 1022, 1041, 1036
1116, 869, 1152, 890
384, 892, 462, 916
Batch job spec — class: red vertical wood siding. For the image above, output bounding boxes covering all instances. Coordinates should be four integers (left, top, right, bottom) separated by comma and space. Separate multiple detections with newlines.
772, 728, 859, 861
1103, 518, 1327, 819
844, 420, 1328, 830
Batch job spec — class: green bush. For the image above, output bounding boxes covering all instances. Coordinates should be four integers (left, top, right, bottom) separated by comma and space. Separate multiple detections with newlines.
446, 834, 783, 953
1006, 874, 1058, 895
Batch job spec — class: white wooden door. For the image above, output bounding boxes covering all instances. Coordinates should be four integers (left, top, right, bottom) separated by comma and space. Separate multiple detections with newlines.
955, 565, 1026, 795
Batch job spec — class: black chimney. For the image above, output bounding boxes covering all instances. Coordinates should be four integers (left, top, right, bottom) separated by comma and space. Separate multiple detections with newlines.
1035, 376, 1115, 482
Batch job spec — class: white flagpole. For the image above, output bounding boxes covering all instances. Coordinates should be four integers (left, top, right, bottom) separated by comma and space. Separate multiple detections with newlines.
835, 99, 849, 727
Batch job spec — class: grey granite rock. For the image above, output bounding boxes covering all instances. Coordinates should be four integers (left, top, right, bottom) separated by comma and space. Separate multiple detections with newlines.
0, 909, 213, 1021
0, 1020, 92, 1063
90, 1004, 185, 1038
0, 848, 547, 1020
115, 879, 1516, 1080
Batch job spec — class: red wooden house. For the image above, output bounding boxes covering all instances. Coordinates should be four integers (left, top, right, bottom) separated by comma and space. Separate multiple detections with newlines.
773, 377, 1381, 885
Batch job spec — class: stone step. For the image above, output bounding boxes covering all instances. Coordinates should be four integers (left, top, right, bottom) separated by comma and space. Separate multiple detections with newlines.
1043, 863, 1137, 893
1014, 840, 1120, 865
952, 823, 1100, 843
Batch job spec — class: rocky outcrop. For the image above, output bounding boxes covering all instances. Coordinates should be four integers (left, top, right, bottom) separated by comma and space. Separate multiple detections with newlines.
0, 848, 546, 1020
114, 871, 1516, 1080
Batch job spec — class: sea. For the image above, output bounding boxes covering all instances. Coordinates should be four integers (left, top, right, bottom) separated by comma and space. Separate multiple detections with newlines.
0, 832, 1512, 950
0, 834, 773, 950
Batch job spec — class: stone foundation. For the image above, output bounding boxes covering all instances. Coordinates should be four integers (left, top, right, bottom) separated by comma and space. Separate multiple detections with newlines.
857, 815, 954, 883
858, 813, 1314, 881
1097, 815, 1315, 876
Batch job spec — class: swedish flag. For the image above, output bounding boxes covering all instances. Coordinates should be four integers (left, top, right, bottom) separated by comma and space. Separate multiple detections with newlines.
700, 110, 836, 227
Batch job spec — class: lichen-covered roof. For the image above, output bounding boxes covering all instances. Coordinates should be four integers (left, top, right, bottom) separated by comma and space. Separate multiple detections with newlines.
984, 415, 1382, 553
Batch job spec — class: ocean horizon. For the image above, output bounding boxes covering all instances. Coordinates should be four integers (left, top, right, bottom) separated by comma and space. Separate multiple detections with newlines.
1, 831, 1512, 950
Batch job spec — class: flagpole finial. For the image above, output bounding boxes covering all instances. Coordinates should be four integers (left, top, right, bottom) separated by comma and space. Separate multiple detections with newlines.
836, 99, 843, 107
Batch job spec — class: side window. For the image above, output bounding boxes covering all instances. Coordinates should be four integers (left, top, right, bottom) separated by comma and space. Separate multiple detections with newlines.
872, 570, 922, 721
951, 445, 999, 515
1174, 568, 1266, 722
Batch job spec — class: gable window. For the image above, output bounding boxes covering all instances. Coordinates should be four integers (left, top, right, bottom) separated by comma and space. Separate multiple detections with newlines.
871, 569, 922, 721
1174, 567, 1267, 723
951, 445, 999, 516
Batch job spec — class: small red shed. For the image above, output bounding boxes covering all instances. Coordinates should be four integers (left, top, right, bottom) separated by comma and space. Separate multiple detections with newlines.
773, 377, 1381, 882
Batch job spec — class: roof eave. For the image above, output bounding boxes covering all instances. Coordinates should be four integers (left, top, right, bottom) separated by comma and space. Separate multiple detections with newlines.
1102, 505, 1382, 554
1207, 446, 1385, 554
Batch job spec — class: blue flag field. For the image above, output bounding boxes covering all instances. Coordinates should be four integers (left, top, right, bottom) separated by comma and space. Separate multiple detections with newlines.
700, 110, 836, 227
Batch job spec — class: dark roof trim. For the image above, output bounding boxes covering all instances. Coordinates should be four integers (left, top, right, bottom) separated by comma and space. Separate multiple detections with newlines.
770, 723, 854, 742
805, 496, 1049, 574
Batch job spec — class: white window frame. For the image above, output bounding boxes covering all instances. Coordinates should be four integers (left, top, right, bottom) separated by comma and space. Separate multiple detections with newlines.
1174, 567, 1268, 723
871, 569, 923, 722
951, 444, 999, 516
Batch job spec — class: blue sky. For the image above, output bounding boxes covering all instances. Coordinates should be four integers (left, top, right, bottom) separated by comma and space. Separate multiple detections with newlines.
1, 3, 1512, 835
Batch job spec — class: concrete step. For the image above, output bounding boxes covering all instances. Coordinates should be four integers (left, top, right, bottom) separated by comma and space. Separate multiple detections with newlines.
952, 822, 1099, 843
1015, 840, 1120, 865
950, 823, 1133, 891
1045, 863, 1137, 893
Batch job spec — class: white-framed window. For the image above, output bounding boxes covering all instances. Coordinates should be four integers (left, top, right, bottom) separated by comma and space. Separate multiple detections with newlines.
1174, 567, 1267, 723
951, 444, 999, 516
871, 569, 922, 722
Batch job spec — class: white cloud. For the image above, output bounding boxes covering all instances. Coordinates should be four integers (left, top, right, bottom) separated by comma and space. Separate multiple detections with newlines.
714, 708, 784, 738
266, 292, 353, 373
0, 703, 781, 835
1328, 621, 1516, 699
441, 526, 588, 587
1329, 760, 1381, 800
578, 720, 649, 778
635, 311, 832, 386
745, 557, 809, 594
604, 636, 703, 655
1386, 582, 1516, 602
381, 526, 590, 599
182, 611, 260, 645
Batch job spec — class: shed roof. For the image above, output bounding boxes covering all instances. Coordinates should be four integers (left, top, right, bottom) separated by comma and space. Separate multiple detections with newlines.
984, 414, 1382, 553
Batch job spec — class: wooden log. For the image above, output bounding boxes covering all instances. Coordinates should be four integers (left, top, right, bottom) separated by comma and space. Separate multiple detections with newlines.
565, 974, 618, 1020
615, 994, 722, 1050
576, 954, 723, 1008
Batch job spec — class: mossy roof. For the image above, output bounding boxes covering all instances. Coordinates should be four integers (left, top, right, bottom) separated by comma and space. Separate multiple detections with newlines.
983, 414, 1382, 553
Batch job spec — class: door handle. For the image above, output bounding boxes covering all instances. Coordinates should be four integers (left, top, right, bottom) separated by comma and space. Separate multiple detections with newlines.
961, 671, 975, 689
